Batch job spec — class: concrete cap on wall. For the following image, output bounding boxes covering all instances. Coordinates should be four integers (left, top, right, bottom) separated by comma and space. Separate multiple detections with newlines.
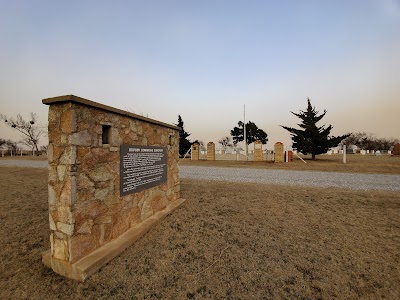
42, 94, 180, 131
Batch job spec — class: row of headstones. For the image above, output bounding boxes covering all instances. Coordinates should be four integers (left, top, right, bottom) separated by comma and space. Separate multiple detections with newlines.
360, 150, 384, 155
191, 141, 290, 162
329, 149, 391, 155
327, 143, 400, 156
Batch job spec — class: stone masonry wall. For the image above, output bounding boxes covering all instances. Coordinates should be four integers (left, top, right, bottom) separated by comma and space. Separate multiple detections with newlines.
274, 142, 285, 163
47, 101, 180, 263
254, 140, 263, 162
191, 143, 199, 160
206, 142, 215, 161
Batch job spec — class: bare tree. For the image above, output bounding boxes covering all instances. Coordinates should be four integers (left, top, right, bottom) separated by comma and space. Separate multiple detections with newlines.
376, 137, 399, 151
342, 132, 399, 151
0, 138, 18, 155
233, 144, 244, 153
345, 132, 378, 150
0, 113, 43, 155
218, 136, 233, 153
199, 141, 206, 152
6, 140, 18, 153
41, 145, 49, 155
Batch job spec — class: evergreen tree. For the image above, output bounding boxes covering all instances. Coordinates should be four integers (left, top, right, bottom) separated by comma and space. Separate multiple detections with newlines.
174, 115, 191, 156
281, 98, 350, 160
230, 121, 268, 145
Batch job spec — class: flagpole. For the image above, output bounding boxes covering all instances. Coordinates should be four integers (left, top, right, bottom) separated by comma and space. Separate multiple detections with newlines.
244, 104, 247, 159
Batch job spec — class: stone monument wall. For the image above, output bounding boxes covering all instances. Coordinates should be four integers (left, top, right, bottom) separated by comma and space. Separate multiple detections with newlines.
274, 142, 285, 163
206, 142, 215, 160
254, 140, 263, 162
42, 95, 183, 280
191, 143, 199, 160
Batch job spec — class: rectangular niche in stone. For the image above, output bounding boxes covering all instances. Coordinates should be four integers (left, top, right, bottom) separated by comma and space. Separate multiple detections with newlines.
120, 144, 167, 196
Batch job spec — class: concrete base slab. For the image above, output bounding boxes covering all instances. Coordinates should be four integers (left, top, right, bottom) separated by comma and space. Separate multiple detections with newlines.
42, 198, 186, 281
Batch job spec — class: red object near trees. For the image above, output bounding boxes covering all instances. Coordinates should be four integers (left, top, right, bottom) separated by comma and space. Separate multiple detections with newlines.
287, 151, 293, 162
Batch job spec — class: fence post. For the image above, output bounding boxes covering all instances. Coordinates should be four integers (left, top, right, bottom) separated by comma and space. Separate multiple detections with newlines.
343, 145, 347, 164
285, 147, 288, 163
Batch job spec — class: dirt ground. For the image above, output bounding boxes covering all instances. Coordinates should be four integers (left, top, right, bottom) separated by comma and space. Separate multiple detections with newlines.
0, 166, 399, 299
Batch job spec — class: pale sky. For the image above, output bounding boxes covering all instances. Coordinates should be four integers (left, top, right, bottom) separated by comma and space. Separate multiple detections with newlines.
1, 0, 399, 149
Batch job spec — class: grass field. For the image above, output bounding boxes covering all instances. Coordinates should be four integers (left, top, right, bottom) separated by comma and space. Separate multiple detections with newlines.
0, 166, 399, 299
0, 155, 48, 160
180, 154, 400, 174
1, 153, 400, 174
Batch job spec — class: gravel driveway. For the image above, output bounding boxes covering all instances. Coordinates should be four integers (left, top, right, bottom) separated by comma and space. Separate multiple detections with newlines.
180, 166, 400, 191
1, 160, 399, 191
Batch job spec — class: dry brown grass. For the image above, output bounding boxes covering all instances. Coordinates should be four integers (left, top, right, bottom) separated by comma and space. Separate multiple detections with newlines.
2, 153, 400, 174
180, 154, 400, 174
0, 155, 47, 161
0, 167, 399, 299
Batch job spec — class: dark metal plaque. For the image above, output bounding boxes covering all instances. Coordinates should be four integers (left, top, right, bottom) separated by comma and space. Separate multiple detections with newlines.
120, 145, 167, 196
